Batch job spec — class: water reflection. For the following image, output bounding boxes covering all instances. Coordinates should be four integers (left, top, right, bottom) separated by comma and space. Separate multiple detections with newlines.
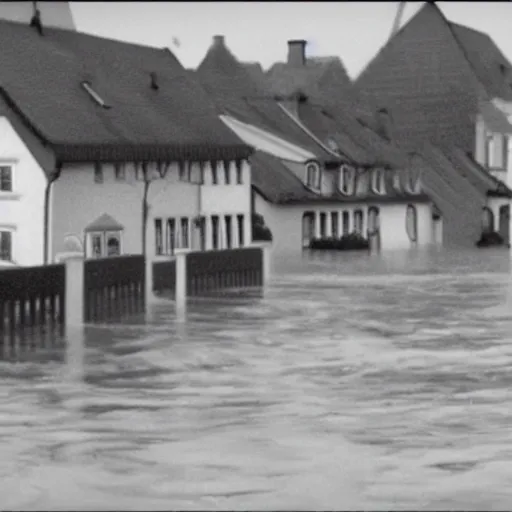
2, 247, 512, 510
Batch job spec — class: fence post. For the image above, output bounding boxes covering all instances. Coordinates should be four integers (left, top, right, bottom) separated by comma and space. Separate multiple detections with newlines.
62, 255, 86, 387
64, 255, 84, 326
252, 241, 271, 286
175, 248, 189, 321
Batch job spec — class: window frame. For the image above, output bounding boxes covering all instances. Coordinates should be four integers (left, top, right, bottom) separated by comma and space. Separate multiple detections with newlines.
339, 165, 355, 195
0, 229, 13, 262
0, 163, 14, 193
370, 168, 386, 195
305, 161, 321, 191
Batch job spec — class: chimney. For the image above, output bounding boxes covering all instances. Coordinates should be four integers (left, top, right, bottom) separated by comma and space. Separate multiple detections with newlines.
213, 35, 225, 47
287, 39, 307, 67
29, 7, 43, 35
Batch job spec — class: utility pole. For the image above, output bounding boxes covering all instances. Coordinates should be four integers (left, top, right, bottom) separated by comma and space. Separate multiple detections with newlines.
389, 1, 406, 41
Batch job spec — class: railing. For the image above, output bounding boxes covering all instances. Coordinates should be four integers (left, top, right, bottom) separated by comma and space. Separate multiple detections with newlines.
83, 255, 145, 323
187, 247, 263, 296
0, 264, 65, 358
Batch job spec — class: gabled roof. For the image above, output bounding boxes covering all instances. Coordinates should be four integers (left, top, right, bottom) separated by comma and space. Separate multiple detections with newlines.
0, 19, 252, 163
355, 3, 512, 121
195, 36, 337, 163
267, 55, 352, 99
85, 213, 124, 232
241, 62, 269, 91
297, 101, 408, 168
251, 150, 429, 205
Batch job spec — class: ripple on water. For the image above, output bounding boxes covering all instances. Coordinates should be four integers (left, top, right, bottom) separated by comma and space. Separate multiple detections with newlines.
2, 249, 512, 509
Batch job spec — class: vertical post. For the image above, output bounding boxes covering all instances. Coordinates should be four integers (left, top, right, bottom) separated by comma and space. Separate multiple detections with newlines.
252, 241, 271, 286
205, 215, 212, 250
64, 256, 84, 327
175, 248, 189, 321
325, 213, 332, 238
232, 213, 240, 248
63, 255, 85, 386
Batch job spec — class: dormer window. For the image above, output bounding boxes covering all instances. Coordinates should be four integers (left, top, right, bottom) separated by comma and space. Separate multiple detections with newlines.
371, 168, 386, 195
392, 169, 402, 192
339, 165, 355, 195
305, 161, 321, 190
81, 81, 111, 109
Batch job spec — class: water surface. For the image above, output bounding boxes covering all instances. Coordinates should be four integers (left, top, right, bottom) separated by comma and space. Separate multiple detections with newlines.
2, 247, 512, 510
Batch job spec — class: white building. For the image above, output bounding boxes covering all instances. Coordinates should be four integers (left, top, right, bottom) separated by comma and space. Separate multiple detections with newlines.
0, 14, 252, 267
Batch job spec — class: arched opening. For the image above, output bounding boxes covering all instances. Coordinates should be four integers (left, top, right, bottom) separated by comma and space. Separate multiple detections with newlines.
302, 211, 315, 247
406, 204, 418, 243
482, 207, 495, 234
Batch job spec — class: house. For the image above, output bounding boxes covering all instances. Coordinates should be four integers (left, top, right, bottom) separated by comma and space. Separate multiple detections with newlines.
354, 2, 512, 244
0, 11, 253, 267
195, 35, 435, 255
267, 36, 512, 247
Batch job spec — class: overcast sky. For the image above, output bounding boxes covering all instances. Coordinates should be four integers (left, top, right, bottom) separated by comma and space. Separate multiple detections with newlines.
71, 2, 512, 79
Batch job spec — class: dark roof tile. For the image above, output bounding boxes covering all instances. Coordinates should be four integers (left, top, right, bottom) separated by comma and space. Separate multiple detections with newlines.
0, 19, 251, 162
195, 38, 337, 163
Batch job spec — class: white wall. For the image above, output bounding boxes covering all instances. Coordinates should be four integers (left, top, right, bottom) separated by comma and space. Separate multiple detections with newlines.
255, 194, 433, 255
0, 117, 47, 266
51, 159, 253, 262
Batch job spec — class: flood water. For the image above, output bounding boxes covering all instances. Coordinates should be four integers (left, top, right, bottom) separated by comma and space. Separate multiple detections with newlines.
2, 247, 512, 510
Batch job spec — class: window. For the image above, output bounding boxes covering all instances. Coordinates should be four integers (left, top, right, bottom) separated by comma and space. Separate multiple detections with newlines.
371, 168, 385, 194
340, 166, 355, 195
94, 162, 103, 184
342, 211, 350, 235
392, 169, 402, 192
236, 161, 243, 184
166, 218, 176, 255
225, 215, 232, 248
405, 204, 418, 243
180, 217, 189, 248
0, 165, 13, 192
0, 230, 12, 261
224, 161, 231, 185
211, 163, 218, 185
106, 232, 121, 256
114, 163, 126, 181
354, 209, 363, 234
87, 230, 123, 258
486, 133, 495, 168
91, 233, 103, 258
155, 218, 163, 255
237, 214, 244, 247
306, 162, 321, 190
319, 212, 327, 238
211, 215, 219, 249
331, 212, 338, 238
